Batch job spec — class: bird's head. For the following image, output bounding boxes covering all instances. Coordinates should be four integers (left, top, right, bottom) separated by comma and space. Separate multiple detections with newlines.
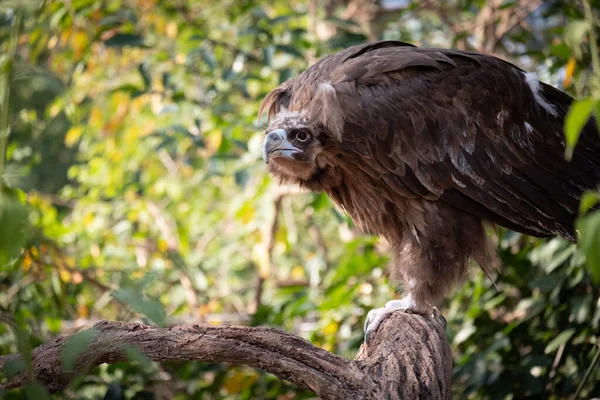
262, 110, 325, 182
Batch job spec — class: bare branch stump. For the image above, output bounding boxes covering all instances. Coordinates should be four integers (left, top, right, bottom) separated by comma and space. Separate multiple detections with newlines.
0, 312, 451, 399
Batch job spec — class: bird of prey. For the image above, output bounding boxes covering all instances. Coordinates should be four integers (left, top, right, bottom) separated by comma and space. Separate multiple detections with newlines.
260, 41, 600, 337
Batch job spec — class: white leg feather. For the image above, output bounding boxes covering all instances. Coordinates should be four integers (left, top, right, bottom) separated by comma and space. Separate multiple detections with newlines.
364, 294, 434, 339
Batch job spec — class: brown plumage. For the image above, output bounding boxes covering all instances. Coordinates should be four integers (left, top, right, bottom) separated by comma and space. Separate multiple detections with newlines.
260, 41, 600, 335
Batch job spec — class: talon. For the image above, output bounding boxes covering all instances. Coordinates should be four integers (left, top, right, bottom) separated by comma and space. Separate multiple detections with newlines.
439, 314, 447, 330
363, 295, 433, 342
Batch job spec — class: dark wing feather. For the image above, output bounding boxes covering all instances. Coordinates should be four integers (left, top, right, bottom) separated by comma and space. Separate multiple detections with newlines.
326, 44, 600, 240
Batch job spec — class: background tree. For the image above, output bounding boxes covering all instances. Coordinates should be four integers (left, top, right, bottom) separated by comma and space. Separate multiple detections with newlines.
0, 0, 599, 398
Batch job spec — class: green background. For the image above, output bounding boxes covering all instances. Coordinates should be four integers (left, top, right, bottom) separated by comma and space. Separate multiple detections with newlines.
0, 0, 599, 399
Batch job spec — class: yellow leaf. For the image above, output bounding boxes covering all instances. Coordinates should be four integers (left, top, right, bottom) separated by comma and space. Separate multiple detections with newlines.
224, 370, 257, 394
65, 127, 82, 147
64, 256, 75, 267
29, 246, 39, 258
157, 239, 168, 252
59, 269, 71, 283
49, 102, 61, 118
166, 22, 178, 38
22, 255, 32, 272
48, 35, 58, 49
204, 130, 222, 153
71, 30, 89, 59
89, 107, 103, 128
180, 164, 194, 178
323, 321, 338, 335
175, 53, 187, 64
78, 304, 89, 318
124, 125, 142, 146
252, 243, 270, 278
199, 303, 210, 316
564, 57, 576, 88
290, 265, 305, 280
83, 213, 94, 227
90, 243, 100, 258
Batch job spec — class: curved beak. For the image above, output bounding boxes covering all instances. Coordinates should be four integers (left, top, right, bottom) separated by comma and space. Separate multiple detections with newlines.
262, 129, 302, 164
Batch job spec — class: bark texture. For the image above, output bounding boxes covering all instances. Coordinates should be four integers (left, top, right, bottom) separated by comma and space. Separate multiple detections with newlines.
0, 312, 451, 399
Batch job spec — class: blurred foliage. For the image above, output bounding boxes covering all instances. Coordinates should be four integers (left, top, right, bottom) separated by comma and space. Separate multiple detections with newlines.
0, 0, 599, 399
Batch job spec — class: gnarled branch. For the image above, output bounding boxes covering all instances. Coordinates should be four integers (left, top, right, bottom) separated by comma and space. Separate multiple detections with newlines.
0, 313, 451, 399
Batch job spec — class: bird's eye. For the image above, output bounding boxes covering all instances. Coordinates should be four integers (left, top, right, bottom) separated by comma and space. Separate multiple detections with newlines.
296, 131, 310, 143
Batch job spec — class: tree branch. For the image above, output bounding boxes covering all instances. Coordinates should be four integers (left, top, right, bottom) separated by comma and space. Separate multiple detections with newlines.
0, 313, 451, 399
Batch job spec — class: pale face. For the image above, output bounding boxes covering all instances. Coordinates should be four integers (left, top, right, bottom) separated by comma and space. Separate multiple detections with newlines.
262, 112, 323, 182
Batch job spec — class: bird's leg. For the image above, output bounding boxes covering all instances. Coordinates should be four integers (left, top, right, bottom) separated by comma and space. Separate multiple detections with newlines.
364, 292, 436, 340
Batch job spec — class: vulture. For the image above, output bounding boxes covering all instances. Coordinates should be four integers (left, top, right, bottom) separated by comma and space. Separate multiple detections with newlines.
259, 40, 600, 336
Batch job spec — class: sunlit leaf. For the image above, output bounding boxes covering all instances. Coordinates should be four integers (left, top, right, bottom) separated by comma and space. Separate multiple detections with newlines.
565, 98, 595, 159
0, 0, 40, 11
564, 57, 576, 88
2, 163, 26, 188
580, 190, 600, 214
576, 210, 600, 283
545, 329, 575, 354
565, 20, 590, 59
453, 324, 476, 345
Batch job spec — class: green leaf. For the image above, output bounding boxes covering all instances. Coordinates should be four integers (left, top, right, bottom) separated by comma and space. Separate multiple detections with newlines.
234, 169, 249, 188
11, 325, 32, 375
24, 381, 52, 400
2, 357, 25, 378
103, 383, 125, 400
275, 44, 304, 58
123, 345, 156, 374
270, 13, 302, 24
311, 193, 330, 211
263, 46, 275, 67
565, 20, 590, 59
0, 0, 41, 12
138, 62, 151, 91
580, 190, 600, 214
545, 329, 575, 354
104, 33, 146, 48
565, 98, 595, 159
2, 163, 26, 189
576, 210, 600, 284
199, 47, 216, 70
0, 193, 30, 268
62, 328, 99, 371
279, 68, 294, 84
454, 324, 476, 344
112, 288, 166, 326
